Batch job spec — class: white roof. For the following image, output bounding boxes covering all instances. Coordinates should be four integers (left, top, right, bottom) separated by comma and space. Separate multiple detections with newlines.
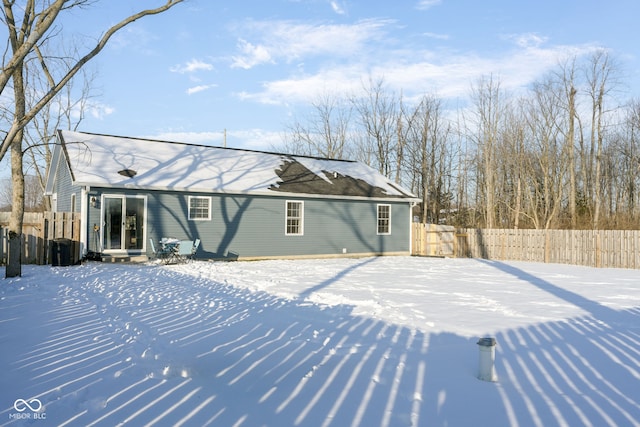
52, 130, 417, 200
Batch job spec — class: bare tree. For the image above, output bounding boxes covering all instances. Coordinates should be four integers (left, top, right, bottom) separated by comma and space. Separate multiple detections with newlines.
404, 93, 452, 224
394, 91, 407, 185
0, 175, 43, 211
520, 78, 567, 229
278, 54, 637, 232
499, 97, 527, 228
353, 77, 399, 178
624, 100, 640, 218
2, 0, 184, 278
553, 58, 580, 227
0, 178, 11, 209
604, 100, 640, 227
583, 49, 619, 228
23, 49, 98, 211
467, 75, 506, 228
283, 92, 352, 159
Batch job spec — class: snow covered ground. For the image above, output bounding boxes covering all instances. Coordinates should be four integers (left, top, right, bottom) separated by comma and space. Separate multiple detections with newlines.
1, 256, 638, 426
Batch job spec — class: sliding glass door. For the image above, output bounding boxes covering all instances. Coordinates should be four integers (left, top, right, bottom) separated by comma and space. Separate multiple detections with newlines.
103, 195, 146, 252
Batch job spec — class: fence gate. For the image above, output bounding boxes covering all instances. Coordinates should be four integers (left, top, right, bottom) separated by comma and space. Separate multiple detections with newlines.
455, 232, 471, 258
412, 223, 455, 257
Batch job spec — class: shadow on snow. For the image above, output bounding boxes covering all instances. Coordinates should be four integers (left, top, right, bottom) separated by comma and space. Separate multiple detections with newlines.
0, 261, 638, 426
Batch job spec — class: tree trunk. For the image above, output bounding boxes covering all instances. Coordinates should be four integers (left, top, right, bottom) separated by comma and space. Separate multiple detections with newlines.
6, 51, 26, 277
514, 177, 521, 229
567, 86, 577, 228
6, 232, 22, 278
6, 135, 24, 278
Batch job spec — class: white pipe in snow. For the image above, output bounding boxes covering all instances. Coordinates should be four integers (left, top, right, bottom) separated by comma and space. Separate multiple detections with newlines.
477, 337, 497, 382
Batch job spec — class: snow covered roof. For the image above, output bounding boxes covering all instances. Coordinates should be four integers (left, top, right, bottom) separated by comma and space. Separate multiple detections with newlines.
51, 130, 418, 201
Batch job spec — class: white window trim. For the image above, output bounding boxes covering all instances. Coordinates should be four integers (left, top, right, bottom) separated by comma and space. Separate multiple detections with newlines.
100, 194, 148, 254
285, 200, 304, 236
377, 204, 391, 235
188, 196, 212, 221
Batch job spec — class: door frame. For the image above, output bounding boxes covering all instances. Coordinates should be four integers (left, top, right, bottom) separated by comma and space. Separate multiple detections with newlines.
101, 194, 148, 254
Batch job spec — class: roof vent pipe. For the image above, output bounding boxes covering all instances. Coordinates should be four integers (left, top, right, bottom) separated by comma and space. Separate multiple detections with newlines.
117, 169, 137, 178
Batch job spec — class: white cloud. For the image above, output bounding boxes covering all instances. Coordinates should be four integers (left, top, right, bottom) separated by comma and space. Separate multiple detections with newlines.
416, 0, 442, 10
237, 65, 362, 105
229, 19, 391, 69
146, 129, 283, 151
329, 1, 347, 15
231, 39, 274, 69
88, 103, 116, 120
506, 33, 548, 48
109, 27, 158, 52
170, 59, 214, 74
186, 84, 217, 95
235, 42, 601, 105
230, 128, 284, 151
423, 32, 450, 40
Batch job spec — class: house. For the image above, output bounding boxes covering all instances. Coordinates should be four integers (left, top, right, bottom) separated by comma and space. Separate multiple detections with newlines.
45, 130, 419, 261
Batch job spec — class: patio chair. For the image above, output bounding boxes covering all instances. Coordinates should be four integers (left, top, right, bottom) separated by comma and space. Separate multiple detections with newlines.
176, 240, 195, 263
190, 238, 201, 261
149, 238, 172, 262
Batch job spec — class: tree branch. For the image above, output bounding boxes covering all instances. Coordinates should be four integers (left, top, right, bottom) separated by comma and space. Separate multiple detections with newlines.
0, 0, 65, 94
0, 0, 184, 162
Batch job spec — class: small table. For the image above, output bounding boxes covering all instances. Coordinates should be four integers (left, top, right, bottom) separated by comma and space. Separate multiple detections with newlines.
160, 238, 180, 263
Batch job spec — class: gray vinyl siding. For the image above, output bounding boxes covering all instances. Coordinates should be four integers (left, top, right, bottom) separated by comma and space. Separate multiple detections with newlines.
85, 188, 411, 259
52, 154, 80, 212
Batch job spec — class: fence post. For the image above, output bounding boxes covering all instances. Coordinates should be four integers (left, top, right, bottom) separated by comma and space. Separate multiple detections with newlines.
44, 213, 50, 265
0, 225, 4, 264
37, 215, 44, 265
544, 230, 550, 264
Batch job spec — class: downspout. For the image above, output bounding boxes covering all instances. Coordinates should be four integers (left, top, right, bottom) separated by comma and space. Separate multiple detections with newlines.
410, 201, 418, 255
80, 186, 89, 258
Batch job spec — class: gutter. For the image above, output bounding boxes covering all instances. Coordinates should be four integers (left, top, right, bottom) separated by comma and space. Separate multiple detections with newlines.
70, 181, 421, 204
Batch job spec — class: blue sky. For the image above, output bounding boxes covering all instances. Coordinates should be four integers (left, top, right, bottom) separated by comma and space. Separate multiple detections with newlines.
34, 0, 640, 152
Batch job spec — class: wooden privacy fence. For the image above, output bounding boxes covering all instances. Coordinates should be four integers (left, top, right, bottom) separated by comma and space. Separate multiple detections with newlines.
0, 212, 80, 265
412, 223, 455, 257
455, 228, 640, 269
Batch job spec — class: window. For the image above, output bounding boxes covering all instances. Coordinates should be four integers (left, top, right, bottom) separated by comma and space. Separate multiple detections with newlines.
377, 204, 391, 234
286, 201, 304, 235
188, 196, 211, 220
